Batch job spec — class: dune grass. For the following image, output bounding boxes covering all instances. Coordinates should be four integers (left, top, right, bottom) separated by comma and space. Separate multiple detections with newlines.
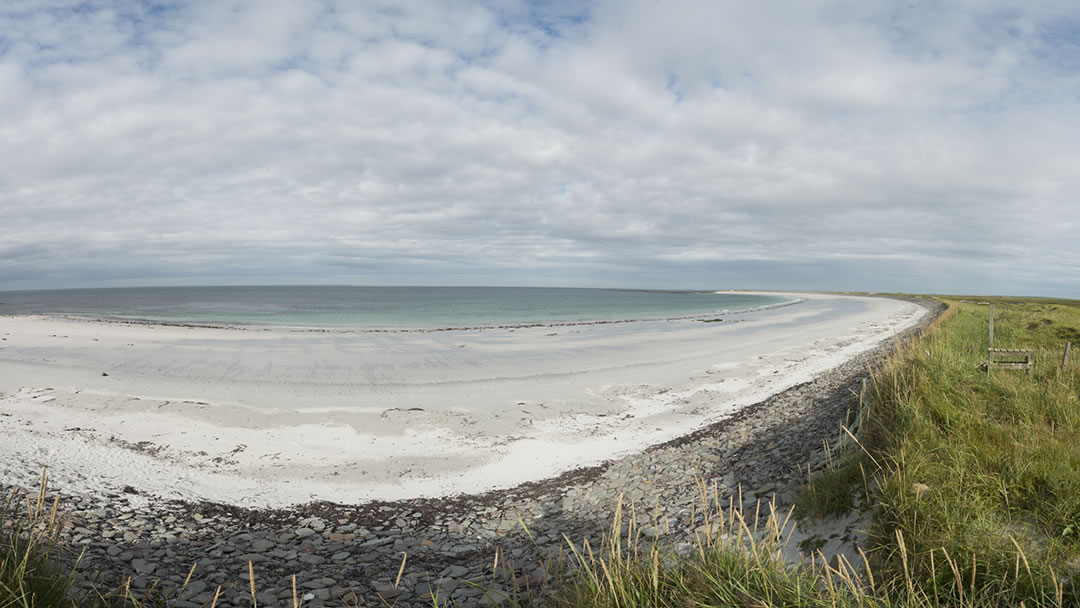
540, 296, 1080, 607
537, 486, 876, 608
3, 476, 215, 608
858, 297, 1080, 605
1, 474, 80, 608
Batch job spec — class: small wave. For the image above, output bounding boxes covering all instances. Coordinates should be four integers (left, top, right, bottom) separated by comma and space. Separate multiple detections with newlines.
33, 297, 808, 334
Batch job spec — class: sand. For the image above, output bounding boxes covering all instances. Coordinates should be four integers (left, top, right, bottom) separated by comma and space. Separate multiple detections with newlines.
0, 293, 926, 508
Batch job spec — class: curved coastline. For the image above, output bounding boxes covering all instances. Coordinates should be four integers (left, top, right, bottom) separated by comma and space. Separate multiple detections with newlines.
0, 292, 924, 507
23, 294, 806, 334
1, 293, 924, 504
0, 295, 945, 606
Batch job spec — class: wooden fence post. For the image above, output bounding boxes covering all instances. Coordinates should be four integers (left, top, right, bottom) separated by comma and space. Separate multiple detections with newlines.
989, 304, 994, 350
1064, 342, 1073, 371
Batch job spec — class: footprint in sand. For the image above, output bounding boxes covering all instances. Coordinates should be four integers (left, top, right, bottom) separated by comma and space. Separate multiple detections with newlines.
379, 407, 430, 422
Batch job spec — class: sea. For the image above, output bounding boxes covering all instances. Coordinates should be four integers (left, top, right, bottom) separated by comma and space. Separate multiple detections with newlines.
0, 286, 788, 329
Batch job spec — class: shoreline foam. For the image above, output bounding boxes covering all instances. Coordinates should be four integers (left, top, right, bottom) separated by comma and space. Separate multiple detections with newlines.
21, 295, 804, 333
0, 286, 790, 333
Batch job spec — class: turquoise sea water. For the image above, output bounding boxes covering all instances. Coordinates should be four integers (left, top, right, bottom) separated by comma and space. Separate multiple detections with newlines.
0, 286, 787, 329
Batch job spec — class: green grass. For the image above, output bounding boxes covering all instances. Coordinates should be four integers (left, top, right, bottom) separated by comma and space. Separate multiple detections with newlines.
540, 494, 866, 608
794, 454, 866, 520
859, 298, 1080, 605
541, 296, 1080, 607
1, 474, 80, 608
1, 476, 209, 608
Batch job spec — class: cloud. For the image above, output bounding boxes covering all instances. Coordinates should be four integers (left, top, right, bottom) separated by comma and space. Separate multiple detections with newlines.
0, 0, 1078, 296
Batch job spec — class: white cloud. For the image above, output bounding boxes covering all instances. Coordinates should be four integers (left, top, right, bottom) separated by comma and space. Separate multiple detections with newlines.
0, 0, 1078, 295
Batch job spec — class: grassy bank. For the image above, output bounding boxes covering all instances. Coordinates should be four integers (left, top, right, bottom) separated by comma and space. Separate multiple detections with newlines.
2, 475, 82, 608
861, 297, 1080, 605
545, 296, 1080, 607
6, 296, 1080, 607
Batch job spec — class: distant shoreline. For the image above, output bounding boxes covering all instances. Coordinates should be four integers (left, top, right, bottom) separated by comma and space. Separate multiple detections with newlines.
4, 294, 805, 333
0, 285, 792, 332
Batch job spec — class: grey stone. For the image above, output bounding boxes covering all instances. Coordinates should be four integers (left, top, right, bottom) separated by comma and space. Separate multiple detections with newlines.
342, 551, 374, 563
478, 589, 510, 606
180, 580, 208, 597
453, 587, 483, 599
372, 582, 400, 600
722, 472, 737, 488
250, 539, 275, 553
442, 565, 470, 578
237, 553, 269, 563
131, 559, 156, 575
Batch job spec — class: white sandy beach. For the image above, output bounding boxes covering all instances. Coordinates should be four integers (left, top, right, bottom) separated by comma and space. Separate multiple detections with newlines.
0, 293, 925, 507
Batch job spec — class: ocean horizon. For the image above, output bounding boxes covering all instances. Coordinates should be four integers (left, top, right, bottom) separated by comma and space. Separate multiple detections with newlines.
0, 285, 788, 329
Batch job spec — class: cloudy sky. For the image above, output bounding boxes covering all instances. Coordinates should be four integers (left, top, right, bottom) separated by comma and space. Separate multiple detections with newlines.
1, 1, 1078, 296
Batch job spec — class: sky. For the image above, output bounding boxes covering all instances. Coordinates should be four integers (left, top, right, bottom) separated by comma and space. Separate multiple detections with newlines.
1, 1, 1078, 296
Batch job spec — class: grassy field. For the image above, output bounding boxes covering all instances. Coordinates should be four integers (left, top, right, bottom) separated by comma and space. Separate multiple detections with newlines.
544, 296, 1080, 607
5, 295, 1080, 607
860, 297, 1080, 605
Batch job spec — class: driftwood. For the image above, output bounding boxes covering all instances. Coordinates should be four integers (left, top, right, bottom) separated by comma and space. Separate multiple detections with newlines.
987, 348, 1033, 374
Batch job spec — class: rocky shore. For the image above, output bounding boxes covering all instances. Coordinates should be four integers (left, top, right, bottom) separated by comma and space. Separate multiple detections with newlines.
2, 298, 944, 607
